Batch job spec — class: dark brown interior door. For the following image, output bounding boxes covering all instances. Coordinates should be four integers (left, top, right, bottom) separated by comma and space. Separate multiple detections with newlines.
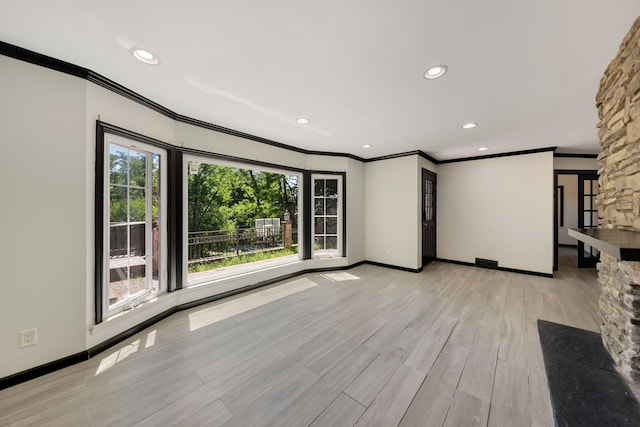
578, 173, 600, 268
422, 169, 437, 266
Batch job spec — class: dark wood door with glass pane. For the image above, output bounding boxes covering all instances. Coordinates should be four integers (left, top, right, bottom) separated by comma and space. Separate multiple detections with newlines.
422, 169, 437, 266
578, 173, 600, 268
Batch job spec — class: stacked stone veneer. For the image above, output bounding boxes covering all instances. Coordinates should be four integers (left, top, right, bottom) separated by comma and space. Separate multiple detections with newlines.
595, 16, 640, 384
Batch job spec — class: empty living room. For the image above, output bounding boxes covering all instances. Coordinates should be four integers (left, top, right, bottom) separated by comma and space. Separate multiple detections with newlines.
1, 2, 640, 426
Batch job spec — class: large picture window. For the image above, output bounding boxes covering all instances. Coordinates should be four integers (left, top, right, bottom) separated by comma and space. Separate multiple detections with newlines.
185, 157, 301, 285
96, 124, 347, 323
312, 175, 343, 258
102, 133, 167, 317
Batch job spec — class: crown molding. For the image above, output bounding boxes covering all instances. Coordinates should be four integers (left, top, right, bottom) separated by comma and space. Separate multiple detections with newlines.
438, 147, 558, 164
1, 40, 567, 167
553, 153, 598, 158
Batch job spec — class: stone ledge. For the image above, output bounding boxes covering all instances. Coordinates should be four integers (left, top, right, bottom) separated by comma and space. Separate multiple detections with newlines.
569, 228, 640, 261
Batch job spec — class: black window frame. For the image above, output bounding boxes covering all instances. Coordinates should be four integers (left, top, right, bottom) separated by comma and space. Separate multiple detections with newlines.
95, 121, 348, 323
95, 122, 180, 323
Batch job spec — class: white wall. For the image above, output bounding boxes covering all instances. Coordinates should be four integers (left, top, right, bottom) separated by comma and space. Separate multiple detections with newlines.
437, 152, 555, 274
558, 174, 579, 245
364, 155, 421, 270
0, 56, 88, 378
176, 121, 306, 169
554, 157, 597, 171
345, 158, 366, 262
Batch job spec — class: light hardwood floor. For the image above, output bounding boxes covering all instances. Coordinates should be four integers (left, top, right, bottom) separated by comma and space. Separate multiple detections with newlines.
0, 257, 600, 426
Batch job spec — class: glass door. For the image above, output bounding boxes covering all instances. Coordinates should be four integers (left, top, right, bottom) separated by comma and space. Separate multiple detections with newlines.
577, 174, 599, 268
105, 137, 164, 315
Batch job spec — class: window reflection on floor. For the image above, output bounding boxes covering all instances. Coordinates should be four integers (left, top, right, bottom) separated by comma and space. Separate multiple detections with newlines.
187, 278, 317, 331
94, 329, 157, 376
321, 272, 360, 282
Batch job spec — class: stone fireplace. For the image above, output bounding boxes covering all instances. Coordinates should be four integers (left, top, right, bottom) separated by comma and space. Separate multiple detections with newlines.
595, 16, 640, 385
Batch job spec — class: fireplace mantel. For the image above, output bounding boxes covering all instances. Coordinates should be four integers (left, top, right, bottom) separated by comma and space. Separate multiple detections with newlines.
569, 228, 640, 261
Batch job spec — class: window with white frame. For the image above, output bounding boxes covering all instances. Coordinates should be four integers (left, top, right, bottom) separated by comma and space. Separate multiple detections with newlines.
312, 174, 343, 258
103, 133, 167, 316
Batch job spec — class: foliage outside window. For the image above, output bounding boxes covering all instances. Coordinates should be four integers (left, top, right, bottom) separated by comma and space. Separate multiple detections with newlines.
186, 158, 300, 284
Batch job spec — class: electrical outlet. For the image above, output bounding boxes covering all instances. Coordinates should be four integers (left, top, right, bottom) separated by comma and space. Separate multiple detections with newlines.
19, 328, 37, 348
386, 250, 392, 257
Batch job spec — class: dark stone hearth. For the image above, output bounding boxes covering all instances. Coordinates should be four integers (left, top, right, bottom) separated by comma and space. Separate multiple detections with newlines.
538, 320, 640, 426
538, 320, 616, 372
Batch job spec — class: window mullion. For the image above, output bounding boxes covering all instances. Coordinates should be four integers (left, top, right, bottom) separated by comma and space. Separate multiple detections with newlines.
303, 171, 312, 260
146, 152, 153, 292
126, 153, 131, 300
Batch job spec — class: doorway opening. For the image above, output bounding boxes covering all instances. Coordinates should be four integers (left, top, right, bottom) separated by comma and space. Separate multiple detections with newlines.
554, 169, 598, 270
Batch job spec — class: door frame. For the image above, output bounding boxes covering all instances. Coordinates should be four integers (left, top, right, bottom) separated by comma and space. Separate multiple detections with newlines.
422, 168, 437, 266
553, 169, 597, 271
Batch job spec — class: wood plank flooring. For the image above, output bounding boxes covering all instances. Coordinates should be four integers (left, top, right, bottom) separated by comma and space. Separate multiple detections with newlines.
0, 256, 600, 426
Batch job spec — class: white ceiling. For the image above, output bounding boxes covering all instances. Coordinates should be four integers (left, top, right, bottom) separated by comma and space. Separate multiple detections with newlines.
1, 1, 637, 160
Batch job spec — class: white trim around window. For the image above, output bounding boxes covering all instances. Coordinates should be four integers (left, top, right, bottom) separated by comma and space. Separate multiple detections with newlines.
103, 133, 168, 318
311, 174, 343, 258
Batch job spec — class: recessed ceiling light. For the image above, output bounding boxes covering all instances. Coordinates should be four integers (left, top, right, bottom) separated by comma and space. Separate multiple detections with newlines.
296, 118, 310, 124
478, 147, 489, 151
130, 48, 160, 65
424, 65, 448, 79
362, 144, 371, 149
462, 122, 478, 129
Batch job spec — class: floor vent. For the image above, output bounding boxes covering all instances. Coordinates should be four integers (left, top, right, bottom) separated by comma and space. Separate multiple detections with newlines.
475, 258, 498, 269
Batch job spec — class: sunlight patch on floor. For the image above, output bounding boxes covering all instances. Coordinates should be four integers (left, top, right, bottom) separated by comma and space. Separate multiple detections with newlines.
95, 329, 157, 376
145, 330, 156, 348
321, 272, 360, 282
188, 277, 318, 331
95, 339, 140, 376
